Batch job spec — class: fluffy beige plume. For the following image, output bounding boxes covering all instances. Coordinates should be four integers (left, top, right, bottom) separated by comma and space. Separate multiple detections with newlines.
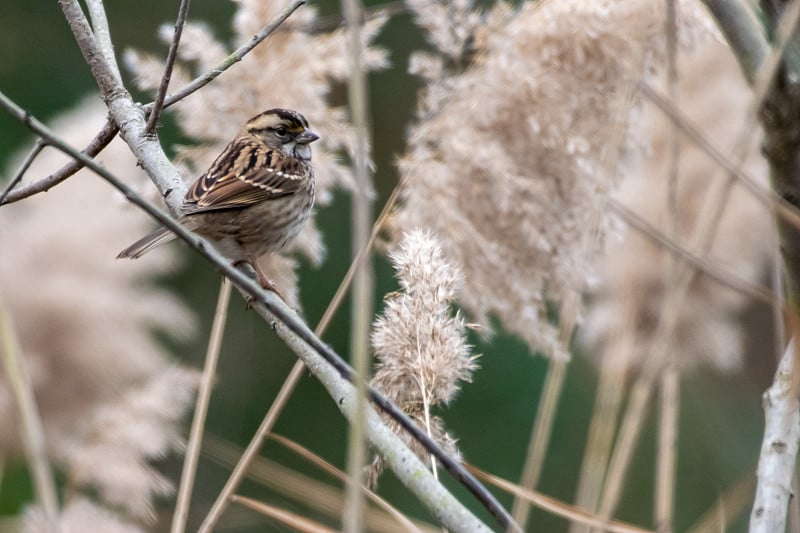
23, 497, 145, 533
581, 37, 773, 373
391, 0, 712, 359
0, 98, 199, 521
368, 230, 477, 486
125, 0, 388, 306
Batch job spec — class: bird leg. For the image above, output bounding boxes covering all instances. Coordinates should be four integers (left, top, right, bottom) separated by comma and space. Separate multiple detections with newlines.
233, 256, 285, 308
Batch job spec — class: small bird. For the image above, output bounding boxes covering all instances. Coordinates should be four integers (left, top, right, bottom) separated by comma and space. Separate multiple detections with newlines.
118, 108, 319, 294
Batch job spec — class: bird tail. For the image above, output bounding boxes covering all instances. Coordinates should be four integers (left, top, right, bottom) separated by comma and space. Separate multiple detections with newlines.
116, 227, 176, 259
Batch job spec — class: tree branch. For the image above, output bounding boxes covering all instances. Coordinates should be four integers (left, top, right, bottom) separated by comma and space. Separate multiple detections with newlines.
142, 0, 306, 115
2, 1, 303, 207
0, 120, 118, 206
145, 0, 192, 133
85, 0, 123, 84
0, 140, 46, 205
750, 341, 800, 533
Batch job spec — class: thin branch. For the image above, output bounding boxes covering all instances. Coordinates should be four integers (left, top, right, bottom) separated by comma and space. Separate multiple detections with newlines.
4, 0, 305, 208
0, 140, 46, 205
0, 120, 118, 206
750, 341, 800, 533
60, 0, 185, 209
0, 296, 58, 521
85, 0, 122, 84
142, 0, 306, 116
59, 0, 125, 99
146, 0, 192, 133
0, 91, 509, 533
172, 278, 231, 533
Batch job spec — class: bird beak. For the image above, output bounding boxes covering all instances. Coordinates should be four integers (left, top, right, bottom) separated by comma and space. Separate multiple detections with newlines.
296, 130, 320, 144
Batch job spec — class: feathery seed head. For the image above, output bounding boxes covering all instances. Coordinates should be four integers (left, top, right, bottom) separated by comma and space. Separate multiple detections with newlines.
392, 0, 714, 360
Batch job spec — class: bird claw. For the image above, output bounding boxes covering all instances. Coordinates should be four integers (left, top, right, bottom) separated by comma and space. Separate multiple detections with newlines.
233, 258, 286, 309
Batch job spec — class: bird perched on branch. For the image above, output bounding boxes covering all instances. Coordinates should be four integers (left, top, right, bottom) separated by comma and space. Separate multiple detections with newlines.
118, 108, 319, 295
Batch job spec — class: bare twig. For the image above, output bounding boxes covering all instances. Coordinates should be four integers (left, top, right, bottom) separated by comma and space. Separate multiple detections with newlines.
750, 342, 800, 533
0, 92, 507, 533
0, 296, 58, 521
59, 0, 125, 100
172, 278, 232, 533
0, 140, 46, 205
3, 0, 305, 210
143, 0, 306, 116
3, 1, 303, 208
146, 0, 192, 133
85, 0, 122, 84
0, 120, 118, 206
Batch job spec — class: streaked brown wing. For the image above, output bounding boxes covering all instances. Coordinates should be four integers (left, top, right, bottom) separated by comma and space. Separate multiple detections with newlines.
182, 139, 306, 214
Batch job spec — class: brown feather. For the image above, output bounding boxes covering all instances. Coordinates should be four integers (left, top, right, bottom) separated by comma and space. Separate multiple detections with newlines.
182, 138, 307, 214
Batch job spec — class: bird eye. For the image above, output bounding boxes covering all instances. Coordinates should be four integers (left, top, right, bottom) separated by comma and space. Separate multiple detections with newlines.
275, 126, 288, 137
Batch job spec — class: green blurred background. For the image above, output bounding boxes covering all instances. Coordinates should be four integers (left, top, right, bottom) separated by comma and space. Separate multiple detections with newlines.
0, 1, 775, 531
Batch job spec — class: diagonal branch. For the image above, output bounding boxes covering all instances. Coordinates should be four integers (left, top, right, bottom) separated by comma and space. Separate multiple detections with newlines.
145, 0, 192, 133
0, 140, 46, 205
2, 1, 303, 208
0, 120, 118, 206
142, 0, 306, 116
